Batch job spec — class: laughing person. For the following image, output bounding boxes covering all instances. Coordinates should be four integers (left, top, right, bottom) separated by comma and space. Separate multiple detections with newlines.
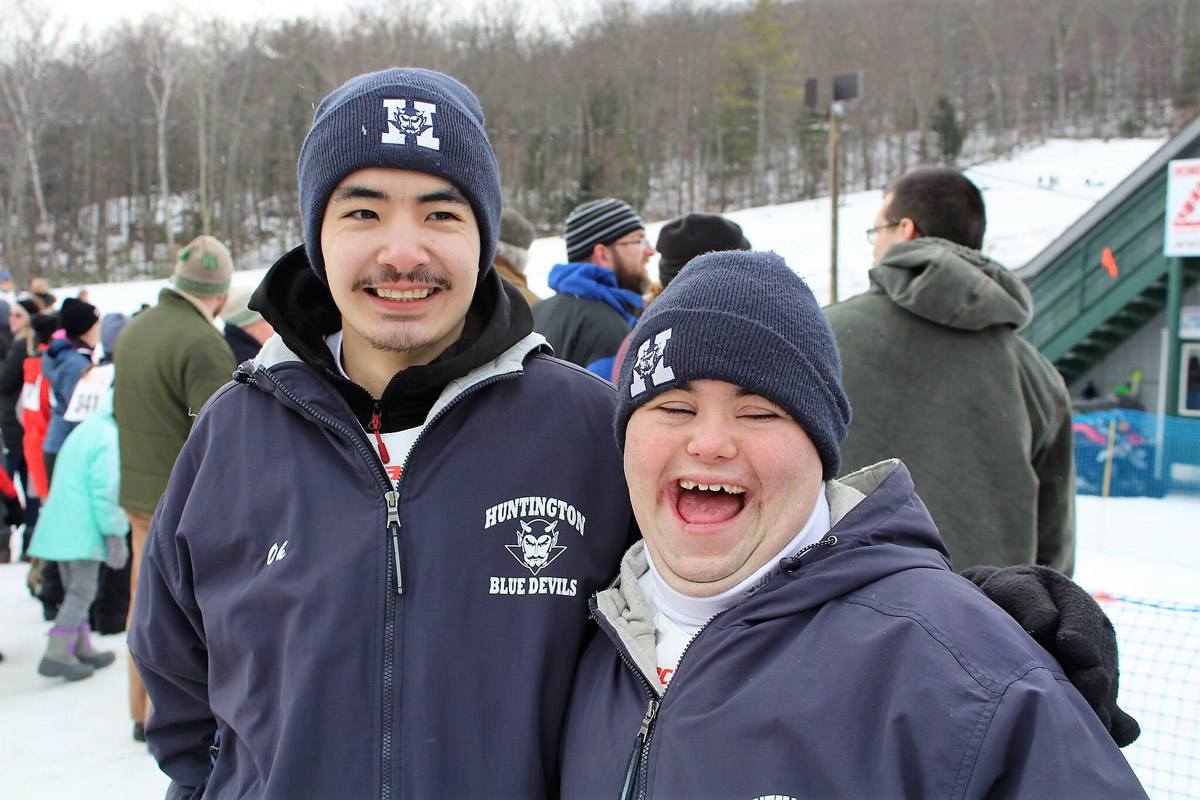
560, 251, 1146, 799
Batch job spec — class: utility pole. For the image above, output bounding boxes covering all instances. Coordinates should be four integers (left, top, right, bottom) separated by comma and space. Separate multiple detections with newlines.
809, 70, 862, 306
829, 102, 842, 304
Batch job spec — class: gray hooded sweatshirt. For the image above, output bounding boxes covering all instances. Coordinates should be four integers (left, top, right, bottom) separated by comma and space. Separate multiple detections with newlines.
824, 237, 1075, 574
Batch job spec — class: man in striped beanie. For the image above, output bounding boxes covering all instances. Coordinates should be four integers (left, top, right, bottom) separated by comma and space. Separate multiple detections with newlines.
532, 197, 656, 372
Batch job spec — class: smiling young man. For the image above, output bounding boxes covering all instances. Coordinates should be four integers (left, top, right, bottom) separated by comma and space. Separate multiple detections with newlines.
560, 251, 1146, 799
128, 68, 632, 799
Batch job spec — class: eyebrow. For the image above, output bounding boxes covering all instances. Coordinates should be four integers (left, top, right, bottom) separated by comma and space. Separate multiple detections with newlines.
417, 186, 471, 207
330, 185, 389, 204
328, 184, 471, 207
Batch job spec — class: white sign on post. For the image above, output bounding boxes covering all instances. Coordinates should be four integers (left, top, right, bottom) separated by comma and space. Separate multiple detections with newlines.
1165, 158, 1200, 256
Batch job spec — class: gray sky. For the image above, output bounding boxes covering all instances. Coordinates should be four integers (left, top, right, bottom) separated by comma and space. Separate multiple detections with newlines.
33, 0, 606, 41
36, 0, 333, 36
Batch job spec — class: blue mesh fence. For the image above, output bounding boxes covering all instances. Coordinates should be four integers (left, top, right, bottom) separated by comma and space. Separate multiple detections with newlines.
1096, 592, 1200, 799
1074, 410, 1200, 498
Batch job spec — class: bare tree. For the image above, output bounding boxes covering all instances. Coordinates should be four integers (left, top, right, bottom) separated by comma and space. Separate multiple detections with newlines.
0, 0, 63, 273
1174, 0, 1195, 88
141, 17, 181, 259
0, 0, 1189, 286
1026, 0, 1093, 132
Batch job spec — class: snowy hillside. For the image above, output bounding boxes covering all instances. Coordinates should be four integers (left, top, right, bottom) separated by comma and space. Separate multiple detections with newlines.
5, 136, 1195, 799
63, 138, 1165, 314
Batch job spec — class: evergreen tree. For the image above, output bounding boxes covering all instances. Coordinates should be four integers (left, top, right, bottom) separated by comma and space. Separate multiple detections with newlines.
933, 95, 964, 164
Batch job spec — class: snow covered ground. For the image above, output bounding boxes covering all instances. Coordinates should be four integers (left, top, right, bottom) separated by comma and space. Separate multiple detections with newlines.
1, 493, 1195, 798
5, 136, 1196, 798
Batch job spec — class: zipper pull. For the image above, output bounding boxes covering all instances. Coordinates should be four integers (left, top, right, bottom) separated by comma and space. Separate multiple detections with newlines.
371, 409, 390, 464
783, 534, 839, 571
386, 489, 404, 595
620, 698, 659, 800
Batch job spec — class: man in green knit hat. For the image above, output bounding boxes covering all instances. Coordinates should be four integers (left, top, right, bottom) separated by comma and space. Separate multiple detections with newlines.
112, 233, 236, 742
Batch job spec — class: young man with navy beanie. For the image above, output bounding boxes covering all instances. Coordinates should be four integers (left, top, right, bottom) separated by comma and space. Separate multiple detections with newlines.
129, 68, 633, 799
561, 250, 1146, 799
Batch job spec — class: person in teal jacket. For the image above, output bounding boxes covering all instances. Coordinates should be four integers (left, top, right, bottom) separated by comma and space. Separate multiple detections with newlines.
28, 387, 129, 681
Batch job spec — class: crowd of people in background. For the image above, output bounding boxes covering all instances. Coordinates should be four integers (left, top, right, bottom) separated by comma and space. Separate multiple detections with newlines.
0, 241, 273, 744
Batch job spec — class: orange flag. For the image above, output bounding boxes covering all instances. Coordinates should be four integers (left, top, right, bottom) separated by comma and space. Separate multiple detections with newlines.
1101, 247, 1118, 278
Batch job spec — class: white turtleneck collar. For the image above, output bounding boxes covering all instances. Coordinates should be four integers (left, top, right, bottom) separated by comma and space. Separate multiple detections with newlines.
638, 483, 831, 637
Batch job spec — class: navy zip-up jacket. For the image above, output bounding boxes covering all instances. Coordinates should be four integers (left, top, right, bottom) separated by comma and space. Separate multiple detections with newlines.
561, 461, 1147, 800
129, 250, 634, 799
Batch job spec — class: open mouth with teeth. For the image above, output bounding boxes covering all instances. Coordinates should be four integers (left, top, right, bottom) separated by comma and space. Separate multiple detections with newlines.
675, 479, 747, 525
368, 286, 437, 301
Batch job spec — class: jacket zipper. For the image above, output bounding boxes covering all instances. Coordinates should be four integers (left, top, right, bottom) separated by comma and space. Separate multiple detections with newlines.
370, 405, 391, 464
621, 697, 660, 800
253, 362, 524, 800
367, 371, 518, 799
589, 598, 663, 800
254, 367, 402, 800
601, 534, 839, 800
371, 402, 402, 595
375, 373, 513, 594
386, 489, 403, 595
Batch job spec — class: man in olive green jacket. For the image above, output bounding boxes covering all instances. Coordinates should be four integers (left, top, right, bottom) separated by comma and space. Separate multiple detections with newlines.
825, 167, 1075, 576
112, 234, 236, 740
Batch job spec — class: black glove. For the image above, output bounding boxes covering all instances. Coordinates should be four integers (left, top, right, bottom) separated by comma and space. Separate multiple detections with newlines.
962, 564, 1140, 747
4, 495, 25, 527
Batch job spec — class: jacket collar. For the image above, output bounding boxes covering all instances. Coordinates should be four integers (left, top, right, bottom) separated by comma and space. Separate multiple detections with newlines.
161, 286, 218, 321
593, 460, 949, 689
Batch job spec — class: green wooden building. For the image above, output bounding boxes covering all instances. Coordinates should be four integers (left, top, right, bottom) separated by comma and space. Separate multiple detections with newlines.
1018, 115, 1200, 420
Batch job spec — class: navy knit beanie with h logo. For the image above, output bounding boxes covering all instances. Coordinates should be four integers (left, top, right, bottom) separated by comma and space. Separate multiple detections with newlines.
297, 68, 503, 283
614, 250, 852, 480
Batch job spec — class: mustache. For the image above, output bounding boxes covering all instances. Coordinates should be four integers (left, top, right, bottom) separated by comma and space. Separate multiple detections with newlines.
352, 266, 452, 292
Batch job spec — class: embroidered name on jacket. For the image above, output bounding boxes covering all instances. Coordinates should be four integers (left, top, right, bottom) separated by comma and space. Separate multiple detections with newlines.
485, 496, 584, 597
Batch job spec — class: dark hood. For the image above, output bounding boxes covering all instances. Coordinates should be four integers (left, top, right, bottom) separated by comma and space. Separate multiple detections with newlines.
768, 461, 954, 612
44, 336, 93, 366
249, 244, 534, 431
870, 237, 1033, 332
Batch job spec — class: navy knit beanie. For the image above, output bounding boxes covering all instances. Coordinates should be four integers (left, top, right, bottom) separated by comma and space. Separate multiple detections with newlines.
614, 251, 851, 480
297, 68, 502, 283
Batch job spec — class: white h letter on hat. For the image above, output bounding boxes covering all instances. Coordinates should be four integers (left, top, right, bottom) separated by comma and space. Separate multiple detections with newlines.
630, 328, 675, 397
381, 99, 440, 150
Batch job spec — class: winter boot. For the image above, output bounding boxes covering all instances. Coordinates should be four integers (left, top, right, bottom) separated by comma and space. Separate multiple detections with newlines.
37, 628, 95, 681
74, 623, 115, 669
